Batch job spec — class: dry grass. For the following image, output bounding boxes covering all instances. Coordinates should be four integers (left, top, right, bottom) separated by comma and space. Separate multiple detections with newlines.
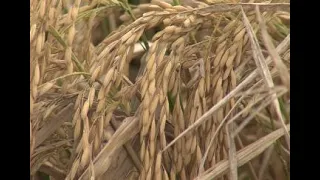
30, 0, 290, 180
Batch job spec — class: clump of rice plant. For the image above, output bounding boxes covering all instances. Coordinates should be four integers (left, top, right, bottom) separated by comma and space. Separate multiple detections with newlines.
30, 0, 290, 179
